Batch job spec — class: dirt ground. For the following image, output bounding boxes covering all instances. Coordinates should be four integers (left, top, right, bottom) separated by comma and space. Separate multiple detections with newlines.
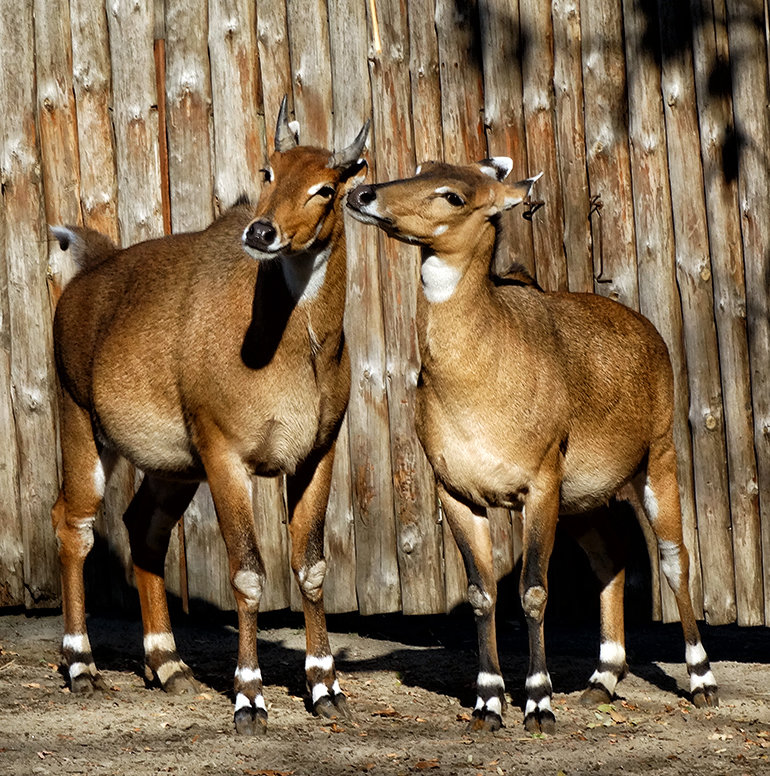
0, 608, 768, 776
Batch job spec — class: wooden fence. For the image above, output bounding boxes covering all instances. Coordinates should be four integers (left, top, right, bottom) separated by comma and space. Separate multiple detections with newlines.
0, 0, 768, 626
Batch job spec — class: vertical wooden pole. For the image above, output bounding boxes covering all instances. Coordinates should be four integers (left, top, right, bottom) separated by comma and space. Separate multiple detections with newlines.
519, 0, 568, 292
622, 0, 706, 621
0, 0, 61, 609
657, 0, 737, 625
364, 0, 446, 615
690, 0, 764, 626
478, 0, 536, 278
724, 0, 770, 624
552, 0, 594, 293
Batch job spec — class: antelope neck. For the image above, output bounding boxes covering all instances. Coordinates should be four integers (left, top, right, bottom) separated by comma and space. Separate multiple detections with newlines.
280, 243, 333, 303
418, 227, 496, 306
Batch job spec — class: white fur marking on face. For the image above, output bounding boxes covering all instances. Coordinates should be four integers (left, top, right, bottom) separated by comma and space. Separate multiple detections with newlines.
307, 181, 333, 197
433, 224, 448, 236
599, 641, 626, 666
144, 632, 176, 654
686, 642, 708, 667
235, 666, 263, 684
421, 254, 461, 303
434, 186, 453, 195
63, 633, 90, 653
305, 654, 334, 673
312, 683, 331, 704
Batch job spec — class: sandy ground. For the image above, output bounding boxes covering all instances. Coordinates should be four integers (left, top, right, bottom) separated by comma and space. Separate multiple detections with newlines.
0, 608, 768, 776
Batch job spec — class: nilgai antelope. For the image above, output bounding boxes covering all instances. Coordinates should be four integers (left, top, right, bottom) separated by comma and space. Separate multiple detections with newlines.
347, 159, 718, 733
50, 99, 369, 734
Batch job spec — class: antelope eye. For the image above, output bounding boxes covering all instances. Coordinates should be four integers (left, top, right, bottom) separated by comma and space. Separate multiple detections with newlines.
315, 185, 336, 199
443, 191, 465, 207
260, 167, 273, 183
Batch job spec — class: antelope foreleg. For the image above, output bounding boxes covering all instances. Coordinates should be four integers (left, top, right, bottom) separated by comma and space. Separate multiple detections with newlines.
438, 485, 504, 732
201, 436, 268, 735
288, 442, 348, 719
519, 473, 560, 734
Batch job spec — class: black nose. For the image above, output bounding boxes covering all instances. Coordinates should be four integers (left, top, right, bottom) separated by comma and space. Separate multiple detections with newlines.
244, 220, 277, 250
348, 184, 377, 210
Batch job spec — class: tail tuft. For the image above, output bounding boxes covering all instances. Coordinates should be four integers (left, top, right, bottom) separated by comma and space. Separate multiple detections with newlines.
50, 225, 117, 271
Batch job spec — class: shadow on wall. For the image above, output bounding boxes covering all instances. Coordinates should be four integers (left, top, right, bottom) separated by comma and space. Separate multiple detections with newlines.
453, 0, 763, 185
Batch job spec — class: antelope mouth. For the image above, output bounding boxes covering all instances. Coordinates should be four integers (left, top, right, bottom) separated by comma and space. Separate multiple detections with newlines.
345, 194, 393, 229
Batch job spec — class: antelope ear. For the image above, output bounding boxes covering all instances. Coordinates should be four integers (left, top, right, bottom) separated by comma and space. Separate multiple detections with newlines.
341, 158, 369, 191
477, 156, 514, 182
497, 172, 543, 211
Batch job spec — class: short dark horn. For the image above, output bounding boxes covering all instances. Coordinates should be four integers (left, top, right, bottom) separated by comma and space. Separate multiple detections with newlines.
330, 119, 370, 169
275, 95, 298, 153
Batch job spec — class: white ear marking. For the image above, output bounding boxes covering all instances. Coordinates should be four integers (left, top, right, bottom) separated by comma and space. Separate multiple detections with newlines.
479, 156, 514, 181
288, 120, 300, 142
415, 164, 422, 175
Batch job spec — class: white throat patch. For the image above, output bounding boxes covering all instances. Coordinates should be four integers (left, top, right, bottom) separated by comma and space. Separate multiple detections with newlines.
421, 254, 461, 303
282, 245, 332, 303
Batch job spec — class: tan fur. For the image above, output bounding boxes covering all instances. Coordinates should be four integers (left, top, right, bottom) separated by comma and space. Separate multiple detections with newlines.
348, 158, 717, 733
52, 107, 368, 733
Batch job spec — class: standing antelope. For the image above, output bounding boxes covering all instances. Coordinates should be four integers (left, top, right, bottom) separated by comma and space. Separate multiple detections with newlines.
50, 98, 369, 734
347, 158, 718, 733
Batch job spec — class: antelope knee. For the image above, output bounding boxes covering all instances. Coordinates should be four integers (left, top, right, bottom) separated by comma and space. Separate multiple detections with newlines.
55, 514, 96, 559
522, 585, 548, 622
467, 583, 494, 617
297, 559, 327, 602
232, 568, 264, 612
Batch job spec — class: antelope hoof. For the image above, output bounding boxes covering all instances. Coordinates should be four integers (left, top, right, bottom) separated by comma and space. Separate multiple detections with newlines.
580, 685, 613, 706
468, 709, 503, 733
70, 671, 108, 695
234, 705, 268, 736
524, 709, 556, 735
692, 686, 719, 708
145, 661, 199, 694
314, 691, 350, 720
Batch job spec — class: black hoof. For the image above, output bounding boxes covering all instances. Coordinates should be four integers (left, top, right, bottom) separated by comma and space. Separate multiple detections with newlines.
692, 687, 719, 708
580, 685, 613, 706
162, 671, 199, 695
314, 694, 344, 719
234, 706, 268, 735
332, 692, 351, 719
524, 709, 556, 735
468, 709, 503, 733
70, 671, 107, 695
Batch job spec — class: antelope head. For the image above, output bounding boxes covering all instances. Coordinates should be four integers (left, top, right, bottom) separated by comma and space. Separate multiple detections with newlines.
347, 158, 541, 257
243, 96, 369, 260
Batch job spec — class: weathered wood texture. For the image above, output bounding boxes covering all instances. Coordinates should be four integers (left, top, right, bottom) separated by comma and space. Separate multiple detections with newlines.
2, 0, 769, 625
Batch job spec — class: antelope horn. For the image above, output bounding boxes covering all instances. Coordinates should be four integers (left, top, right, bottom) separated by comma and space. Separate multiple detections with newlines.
330, 119, 370, 169
275, 95, 298, 152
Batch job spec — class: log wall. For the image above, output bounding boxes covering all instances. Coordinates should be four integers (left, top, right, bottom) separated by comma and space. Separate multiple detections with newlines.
0, 0, 768, 625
